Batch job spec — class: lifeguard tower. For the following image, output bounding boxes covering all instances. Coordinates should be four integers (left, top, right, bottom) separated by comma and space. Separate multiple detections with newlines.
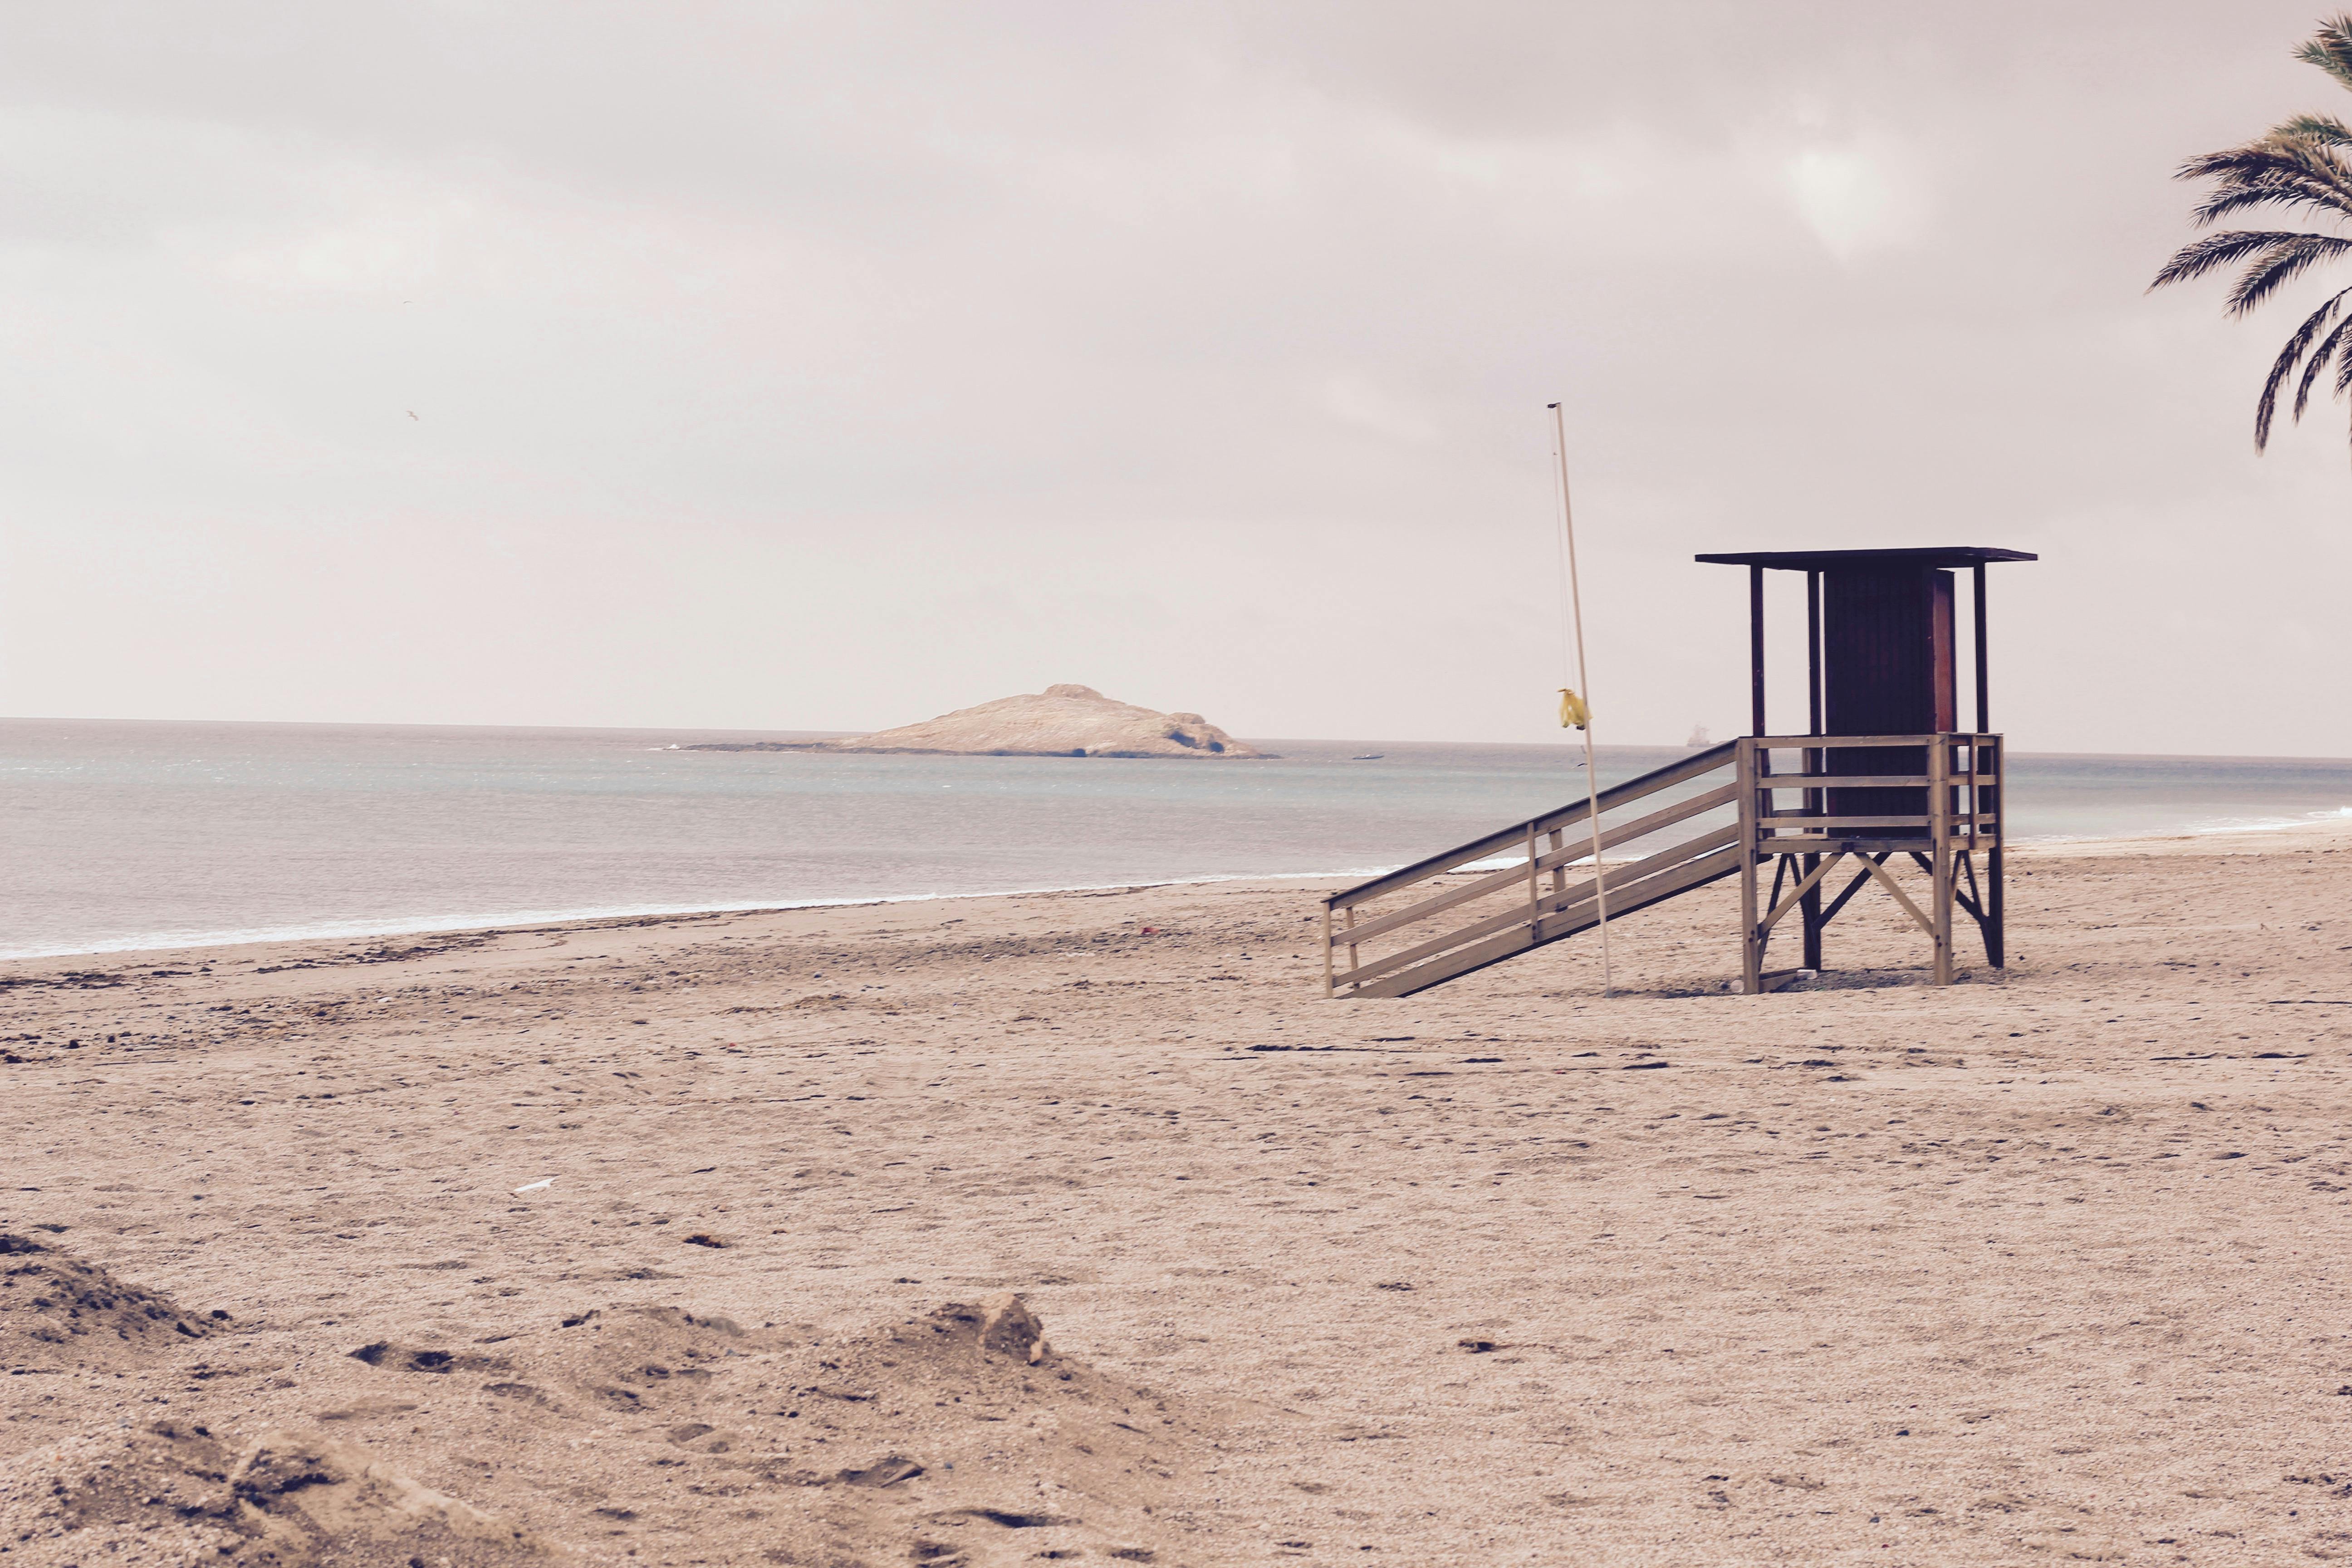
1317, 546, 2036, 998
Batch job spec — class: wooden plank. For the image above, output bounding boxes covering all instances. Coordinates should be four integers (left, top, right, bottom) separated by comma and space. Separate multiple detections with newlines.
1750, 566, 1767, 736
1337, 825, 1740, 990
1759, 852, 1844, 936
1327, 741, 1738, 907
1769, 823, 1985, 832
1334, 781, 1740, 947
1345, 844, 1744, 999
1986, 732, 2005, 968
1332, 743, 1738, 909
1524, 823, 1539, 926
1861, 856, 1936, 938
1761, 775, 1932, 789
1320, 903, 1333, 1000
1930, 739, 1953, 985
1338, 826, 1740, 991
1974, 562, 1990, 732
1753, 834, 2000, 853
1528, 832, 1741, 944
1750, 733, 1977, 749
1818, 854, 1885, 926
1738, 740, 1762, 996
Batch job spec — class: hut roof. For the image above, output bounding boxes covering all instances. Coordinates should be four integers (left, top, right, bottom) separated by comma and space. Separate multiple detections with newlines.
1694, 546, 2036, 572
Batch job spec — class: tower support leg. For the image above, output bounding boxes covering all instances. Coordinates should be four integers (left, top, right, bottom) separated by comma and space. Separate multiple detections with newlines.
1929, 736, 1953, 986
1986, 735, 2006, 967
1737, 740, 1762, 995
1801, 858, 1823, 971
1986, 846, 2005, 967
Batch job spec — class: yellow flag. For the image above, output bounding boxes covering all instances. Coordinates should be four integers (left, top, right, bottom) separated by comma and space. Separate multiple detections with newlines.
1557, 687, 1588, 730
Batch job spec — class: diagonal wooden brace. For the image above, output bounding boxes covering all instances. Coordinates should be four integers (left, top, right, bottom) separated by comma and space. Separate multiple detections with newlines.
1759, 852, 1845, 938
1862, 854, 1936, 939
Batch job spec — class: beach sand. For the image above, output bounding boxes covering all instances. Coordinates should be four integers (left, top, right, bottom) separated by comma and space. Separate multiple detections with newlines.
4, 826, 2351, 1565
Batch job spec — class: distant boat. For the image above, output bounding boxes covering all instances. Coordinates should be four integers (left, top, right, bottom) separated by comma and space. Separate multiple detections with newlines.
1351, 753, 1384, 761
1686, 725, 1711, 748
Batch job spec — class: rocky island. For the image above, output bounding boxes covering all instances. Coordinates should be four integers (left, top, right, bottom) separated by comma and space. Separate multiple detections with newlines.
690, 683, 1267, 759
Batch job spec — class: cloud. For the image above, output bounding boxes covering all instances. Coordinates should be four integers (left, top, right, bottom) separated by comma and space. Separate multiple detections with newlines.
213, 186, 475, 295
1781, 138, 1930, 261
1321, 375, 1439, 444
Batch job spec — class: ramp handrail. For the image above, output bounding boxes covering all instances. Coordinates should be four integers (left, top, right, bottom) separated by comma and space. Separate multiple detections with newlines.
1321, 741, 1740, 1000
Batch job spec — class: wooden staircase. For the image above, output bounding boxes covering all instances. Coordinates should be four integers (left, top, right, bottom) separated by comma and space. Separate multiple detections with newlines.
1319, 735, 2004, 999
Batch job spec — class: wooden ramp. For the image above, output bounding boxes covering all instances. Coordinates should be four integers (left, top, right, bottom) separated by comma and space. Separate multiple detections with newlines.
1319, 734, 2005, 999
1320, 742, 1743, 1000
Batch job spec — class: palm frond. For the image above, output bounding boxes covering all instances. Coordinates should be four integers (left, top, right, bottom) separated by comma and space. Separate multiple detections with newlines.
2293, 312, 2352, 419
2227, 232, 2352, 314
2178, 145, 2299, 181
2273, 111, 2352, 144
2178, 140, 2352, 224
2193, 176, 2346, 225
2257, 287, 2352, 447
2296, 14, 2352, 93
2266, 132, 2352, 197
2151, 230, 2324, 290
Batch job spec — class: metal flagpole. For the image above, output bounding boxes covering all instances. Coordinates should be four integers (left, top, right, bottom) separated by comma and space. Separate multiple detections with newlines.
1548, 402, 1610, 996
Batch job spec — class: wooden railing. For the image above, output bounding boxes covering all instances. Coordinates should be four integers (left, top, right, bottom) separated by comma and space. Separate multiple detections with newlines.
1319, 733, 2003, 1000
1321, 741, 1743, 1000
1736, 732, 2002, 992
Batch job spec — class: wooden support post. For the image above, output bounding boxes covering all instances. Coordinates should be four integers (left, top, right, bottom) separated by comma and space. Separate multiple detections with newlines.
1548, 827, 1566, 900
1973, 563, 1990, 735
1929, 736, 1953, 985
1972, 568, 2003, 968
1320, 902, 1334, 999
1737, 739, 1762, 994
1749, 565, 1766, 738
1803, 568, 1824, 972
1986, 735, 2006, 968
1344, 904, 1358, 979
1525, 823, 1540, 943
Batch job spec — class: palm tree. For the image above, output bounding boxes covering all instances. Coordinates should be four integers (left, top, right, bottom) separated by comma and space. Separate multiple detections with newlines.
2152, 14, 2352, 451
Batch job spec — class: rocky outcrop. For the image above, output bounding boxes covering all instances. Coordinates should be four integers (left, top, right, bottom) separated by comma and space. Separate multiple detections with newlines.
693, 685, 1267, 759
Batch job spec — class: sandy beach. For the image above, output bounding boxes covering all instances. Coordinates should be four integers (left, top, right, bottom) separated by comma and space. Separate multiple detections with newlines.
5, 826, 2351, 1566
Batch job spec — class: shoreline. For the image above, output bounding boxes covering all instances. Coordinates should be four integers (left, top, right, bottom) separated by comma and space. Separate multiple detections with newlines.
11, 816, 2352, 969
8, 813, 2350, 970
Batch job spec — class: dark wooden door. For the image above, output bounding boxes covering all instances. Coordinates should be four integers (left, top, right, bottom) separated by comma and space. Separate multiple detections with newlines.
1823, 565, 1954, 831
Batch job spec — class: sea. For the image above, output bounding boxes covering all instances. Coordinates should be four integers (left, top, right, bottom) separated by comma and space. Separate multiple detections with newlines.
4, 718, 2350, 962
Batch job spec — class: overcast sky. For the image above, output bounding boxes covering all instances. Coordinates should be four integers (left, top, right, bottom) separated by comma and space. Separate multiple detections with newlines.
4, 1, 2350, 754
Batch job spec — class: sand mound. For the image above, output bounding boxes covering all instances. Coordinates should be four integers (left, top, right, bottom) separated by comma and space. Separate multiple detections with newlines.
328, 1294, 1210, 1563
0, 1234, 221, 1369
5, 1275, 1227, 1564
0, 1420, 539, 1567
710, 1293, 1199, 1565
699, 684, 1267, 759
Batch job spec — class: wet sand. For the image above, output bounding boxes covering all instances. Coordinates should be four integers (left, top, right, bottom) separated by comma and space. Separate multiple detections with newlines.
4, 826, 2351, 1565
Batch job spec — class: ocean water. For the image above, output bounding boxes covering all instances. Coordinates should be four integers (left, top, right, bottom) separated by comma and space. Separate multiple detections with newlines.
3, 718, 2349, 961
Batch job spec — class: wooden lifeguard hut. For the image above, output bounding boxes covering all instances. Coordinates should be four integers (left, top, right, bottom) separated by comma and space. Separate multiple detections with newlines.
1316, 545, 2036, 998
